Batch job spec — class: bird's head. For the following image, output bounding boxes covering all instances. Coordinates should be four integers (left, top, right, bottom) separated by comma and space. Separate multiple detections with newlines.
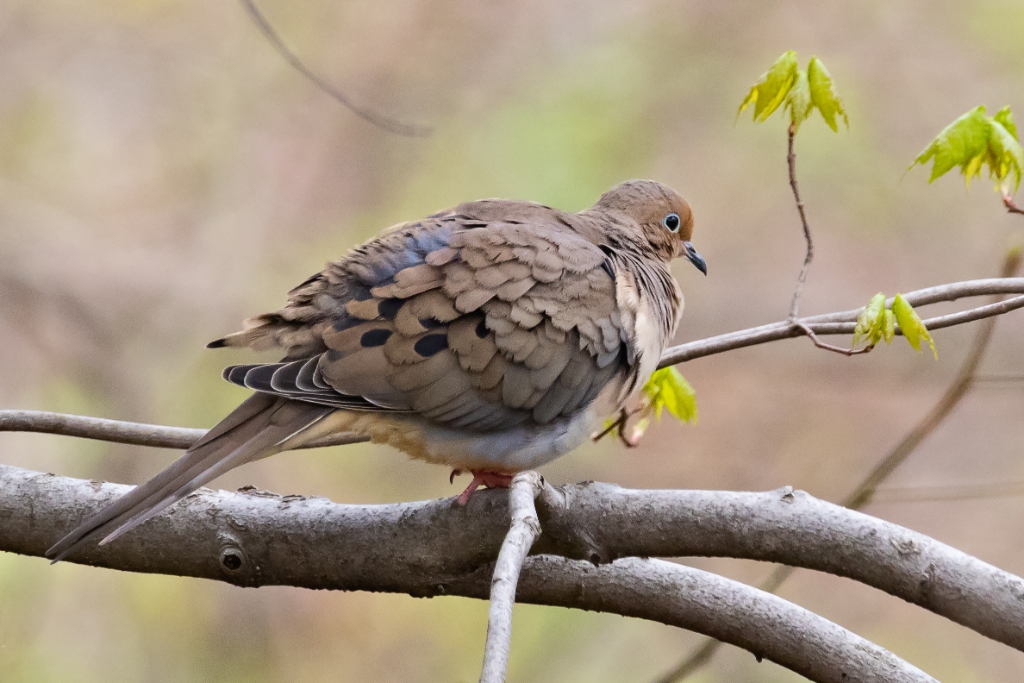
590, 179, 706, 275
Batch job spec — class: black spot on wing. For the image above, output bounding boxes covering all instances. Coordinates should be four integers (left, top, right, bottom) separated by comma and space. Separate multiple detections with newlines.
419, 317, 446, 329
414, 334, 449, 357
351, 284, 374, 301
360, 329, 392, 347
378, 298, 404, 320
475, 318, 489, 339
333, 315, 361, 332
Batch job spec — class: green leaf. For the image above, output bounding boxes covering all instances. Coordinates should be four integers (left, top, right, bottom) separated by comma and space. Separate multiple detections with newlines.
806, 56, 848, 132
994, 106, 1018, 140
852, 292, 887, 348
989, 118, 1024, 191
785, 69, 813, 132
883, 308, 896, 344
737, 51, 799, 123
643, 367, 697, 424
892, 294, 938, 360
911, 105, 1023, 192
912, 106, 990, 183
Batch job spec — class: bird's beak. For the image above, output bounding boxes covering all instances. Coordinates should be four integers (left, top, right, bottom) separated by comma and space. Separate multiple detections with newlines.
684, 242, 707, 275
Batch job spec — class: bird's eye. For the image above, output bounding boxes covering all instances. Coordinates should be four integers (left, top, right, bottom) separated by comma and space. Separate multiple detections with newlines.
662, 213, 681, 233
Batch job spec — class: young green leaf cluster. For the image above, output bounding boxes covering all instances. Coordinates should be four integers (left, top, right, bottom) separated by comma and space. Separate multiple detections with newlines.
644, 367, 698, 424
911, 105, 1022, 192
853, 293, 937, 359
597, 368, 697, 446
737, 51, 849, 132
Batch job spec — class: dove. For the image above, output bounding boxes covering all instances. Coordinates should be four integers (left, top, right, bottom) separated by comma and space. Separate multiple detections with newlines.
46, 179, 706, 562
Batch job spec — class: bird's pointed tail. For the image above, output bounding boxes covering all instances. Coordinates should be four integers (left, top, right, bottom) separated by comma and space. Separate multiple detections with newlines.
46, 394, 333, 563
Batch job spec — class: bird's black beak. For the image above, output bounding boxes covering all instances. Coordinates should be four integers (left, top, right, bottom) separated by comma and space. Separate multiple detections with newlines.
684, 242, 707, 275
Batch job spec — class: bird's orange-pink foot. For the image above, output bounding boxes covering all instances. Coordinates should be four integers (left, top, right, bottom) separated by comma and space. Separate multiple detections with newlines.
451, 469, 515, 505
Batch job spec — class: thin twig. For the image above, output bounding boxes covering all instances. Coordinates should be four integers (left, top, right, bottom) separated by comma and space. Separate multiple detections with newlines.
0, 410, 367, 451
974, 374, 1024, 383
787, 123, 814, 321
657, 250, 1022, 683
1004, 192, 1024, 216
240, 0, 431, 138
873, 480, 1024, 503
659, 277, 1024, 367
590, 408, 645, 447
479, 471, 544, 683
791, 321, 873, 356
842, 252, 1020, 508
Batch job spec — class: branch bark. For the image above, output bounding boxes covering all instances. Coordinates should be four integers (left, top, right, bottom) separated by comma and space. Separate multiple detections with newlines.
0, 464, 952, 683
786, 122, 814, 320
3, 464, 1024, 657
658, 250, 1023, 682
0, 410, 367, 450
479, 471, 543, 683
660, 277, 1024, 366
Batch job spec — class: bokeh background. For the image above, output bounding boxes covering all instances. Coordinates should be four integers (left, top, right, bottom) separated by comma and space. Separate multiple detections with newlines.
2, 0, 1024, 681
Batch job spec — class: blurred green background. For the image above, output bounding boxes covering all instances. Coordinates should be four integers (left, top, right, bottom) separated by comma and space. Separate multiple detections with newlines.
2, 0, 1024, 681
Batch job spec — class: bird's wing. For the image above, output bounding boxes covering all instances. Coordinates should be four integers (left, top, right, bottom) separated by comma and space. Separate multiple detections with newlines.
214, 203, 637, 430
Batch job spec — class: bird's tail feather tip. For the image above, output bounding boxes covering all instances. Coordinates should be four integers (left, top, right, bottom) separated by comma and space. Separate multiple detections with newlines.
39, 397, 331, 564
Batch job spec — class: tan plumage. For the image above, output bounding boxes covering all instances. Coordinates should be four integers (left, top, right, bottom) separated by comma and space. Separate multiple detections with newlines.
47, 179, 706, 562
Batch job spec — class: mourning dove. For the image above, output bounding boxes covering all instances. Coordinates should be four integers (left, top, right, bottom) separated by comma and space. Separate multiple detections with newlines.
47, 179, 706, 562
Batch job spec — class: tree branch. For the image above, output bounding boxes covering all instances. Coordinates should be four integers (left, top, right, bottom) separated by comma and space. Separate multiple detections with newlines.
790, 320, 873, 356
658, 250, 1023, 682
873, 480, 1024, 503
4, 464, 1024, 657
5, 278, 1024, 679
240, 0, 431, 137
786, 123, 814, 320
480, 472, 543, 683
0, 410, 367, 450
660, 277, 1024, 366
0, 465, 955, 683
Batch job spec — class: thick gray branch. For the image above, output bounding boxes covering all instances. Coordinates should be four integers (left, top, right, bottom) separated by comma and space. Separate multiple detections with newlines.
661, 277, 1024, 365
0, 464, 940, 683
3, 464, 1023, 657
516, 557, 935, 683
480, 471, 543, 683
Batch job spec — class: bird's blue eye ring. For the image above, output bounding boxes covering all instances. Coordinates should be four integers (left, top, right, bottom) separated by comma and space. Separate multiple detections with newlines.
662, 213, 681, 233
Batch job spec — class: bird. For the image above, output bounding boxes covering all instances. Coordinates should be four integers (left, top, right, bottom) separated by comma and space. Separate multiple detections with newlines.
46, 179, 706, 562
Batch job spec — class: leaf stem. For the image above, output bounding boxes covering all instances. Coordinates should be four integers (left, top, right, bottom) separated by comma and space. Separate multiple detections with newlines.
787, 123, 814, 320
791, 321, 873, 356
1004, 192, 1024, 217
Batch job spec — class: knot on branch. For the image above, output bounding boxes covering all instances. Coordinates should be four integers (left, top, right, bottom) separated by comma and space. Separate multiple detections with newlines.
217, 534, 249, 576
